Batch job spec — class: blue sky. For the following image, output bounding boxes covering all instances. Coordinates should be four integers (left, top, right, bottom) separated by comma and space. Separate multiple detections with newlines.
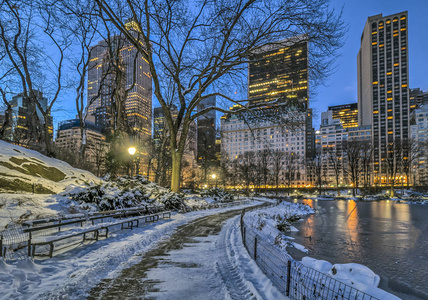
52, 0, 428, 131
311, 0, 428, 127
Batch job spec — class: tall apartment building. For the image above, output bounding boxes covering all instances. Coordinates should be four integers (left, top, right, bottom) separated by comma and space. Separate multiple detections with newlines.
357, 12, 409, 183
327, 103, 359, 128
87, 21, 152, 142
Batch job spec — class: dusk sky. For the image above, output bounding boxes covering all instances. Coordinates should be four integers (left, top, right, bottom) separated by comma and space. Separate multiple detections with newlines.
53, 0, 428, 131
312, 0, 428, 127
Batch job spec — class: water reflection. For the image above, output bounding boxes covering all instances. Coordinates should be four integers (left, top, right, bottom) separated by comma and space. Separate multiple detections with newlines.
287, 199, 428, 299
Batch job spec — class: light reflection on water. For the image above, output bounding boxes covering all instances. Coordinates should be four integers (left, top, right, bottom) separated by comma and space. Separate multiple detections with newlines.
288, 199, 427, 300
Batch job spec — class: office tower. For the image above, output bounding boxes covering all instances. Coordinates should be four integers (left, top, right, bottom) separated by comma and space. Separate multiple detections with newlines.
87, 21, 152, 142
8, 90, 52, 146
248, 36, 308, 107
358, 12, 409, 182
327, 103, 359, 128
197, 96, 217, 163
247, 36, 314, 158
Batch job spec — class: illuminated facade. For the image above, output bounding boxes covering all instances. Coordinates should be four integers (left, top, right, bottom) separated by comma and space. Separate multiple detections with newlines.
248, 36, 308, 107
358, 12, 409, 181
55, 119, 107, 175
7, 90, 53, 146
221, 108, 310, 187
328, 103, 359, 129
87, 22, 152, 142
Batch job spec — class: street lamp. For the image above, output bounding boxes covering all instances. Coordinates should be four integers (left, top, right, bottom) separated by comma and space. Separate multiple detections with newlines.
128, 147, 138, 176
212, 174, 217, 188
128, 147, 136, 155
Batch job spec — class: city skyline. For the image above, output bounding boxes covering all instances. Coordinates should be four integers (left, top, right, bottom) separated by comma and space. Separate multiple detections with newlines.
2, 2, 427, 137
313, 0, 427, 128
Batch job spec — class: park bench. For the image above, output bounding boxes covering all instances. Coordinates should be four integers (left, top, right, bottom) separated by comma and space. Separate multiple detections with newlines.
25, 211, 171, 258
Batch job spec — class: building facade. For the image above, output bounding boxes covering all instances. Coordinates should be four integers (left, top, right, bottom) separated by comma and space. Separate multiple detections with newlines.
221, 109, 309, 187
358, 12, 409, 184
55, 119, 107, 176
411, 104, 428, 185
87, 21, 152, 143
7, 90, 52, 147
197, 96, 218, 165
327, 103, 359, 129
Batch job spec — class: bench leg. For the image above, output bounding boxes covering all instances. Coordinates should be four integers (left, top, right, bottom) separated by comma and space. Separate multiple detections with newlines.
95, 230, 99, 241
83, 233, 86, 241
49, 243, 54, 258
32, 244, 36, 257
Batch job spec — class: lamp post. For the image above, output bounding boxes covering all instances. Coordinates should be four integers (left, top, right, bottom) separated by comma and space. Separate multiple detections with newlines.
128, 147, 137, 176
212, 174, 217, 188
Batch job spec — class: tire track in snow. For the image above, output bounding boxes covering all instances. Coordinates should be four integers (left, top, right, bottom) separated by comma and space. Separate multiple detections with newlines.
216, 216, 257, 300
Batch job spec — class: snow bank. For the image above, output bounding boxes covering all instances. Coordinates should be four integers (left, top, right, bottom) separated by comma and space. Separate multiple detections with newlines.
243, 201, 314, 252
0, 140, 101, 194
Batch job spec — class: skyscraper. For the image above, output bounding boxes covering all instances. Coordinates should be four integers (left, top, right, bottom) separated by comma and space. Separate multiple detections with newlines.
87, 21, 152, 142
357, 12, 409, 182
248, 36, 308, 108
247, 36, 314, 158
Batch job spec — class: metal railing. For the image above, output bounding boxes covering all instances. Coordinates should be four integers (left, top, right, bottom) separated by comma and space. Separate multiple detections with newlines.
0, 205, 164, 261
240, 211, 380, 300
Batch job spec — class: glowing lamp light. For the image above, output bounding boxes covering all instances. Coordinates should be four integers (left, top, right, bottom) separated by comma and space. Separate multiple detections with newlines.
128, 147, 137, 155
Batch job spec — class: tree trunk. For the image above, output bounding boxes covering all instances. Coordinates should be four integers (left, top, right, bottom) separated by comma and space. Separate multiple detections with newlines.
171, 151, 182, 193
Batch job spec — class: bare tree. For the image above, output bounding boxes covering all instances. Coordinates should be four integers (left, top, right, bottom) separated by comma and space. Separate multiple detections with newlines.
284, 152, 300, 189
399, 138, 420, 188
327, 147, 343, 195
0, 1, 72, 156
238, 151, 257, 192
360, 142, 373, 192
258, 148, 271, 189
344, 141, 364, 197
91, 0, 345, 192
271, 150, 285, 190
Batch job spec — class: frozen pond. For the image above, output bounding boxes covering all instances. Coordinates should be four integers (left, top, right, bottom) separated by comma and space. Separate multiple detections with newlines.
286, 199, 428, 300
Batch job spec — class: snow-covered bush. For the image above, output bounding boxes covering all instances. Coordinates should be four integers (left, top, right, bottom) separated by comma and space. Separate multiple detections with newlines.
65, 176, 166, 211
200, 188, 233, 202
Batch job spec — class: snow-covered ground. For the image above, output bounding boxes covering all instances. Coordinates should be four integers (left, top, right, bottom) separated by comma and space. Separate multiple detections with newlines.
243, 201, 401, 300
0, 200, 262, 300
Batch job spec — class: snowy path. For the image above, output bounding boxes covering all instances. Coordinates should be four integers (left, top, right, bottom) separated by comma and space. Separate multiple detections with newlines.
0, 202, 268, 300
88, 209, 285, 300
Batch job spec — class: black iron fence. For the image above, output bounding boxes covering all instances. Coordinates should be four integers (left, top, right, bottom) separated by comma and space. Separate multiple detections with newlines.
240, 211, 380, 300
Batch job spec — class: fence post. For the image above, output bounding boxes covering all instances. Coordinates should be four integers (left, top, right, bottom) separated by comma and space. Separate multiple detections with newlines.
254, 236, 257, 261
27, 231, 32, 257
286, 260, 291, 296
0, 235, 3, 258
243, 227, 246, 247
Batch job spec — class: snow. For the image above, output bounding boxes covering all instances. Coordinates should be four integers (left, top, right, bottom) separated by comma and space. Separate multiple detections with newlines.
0, 200, 262, 300
0, 140, 101, 194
